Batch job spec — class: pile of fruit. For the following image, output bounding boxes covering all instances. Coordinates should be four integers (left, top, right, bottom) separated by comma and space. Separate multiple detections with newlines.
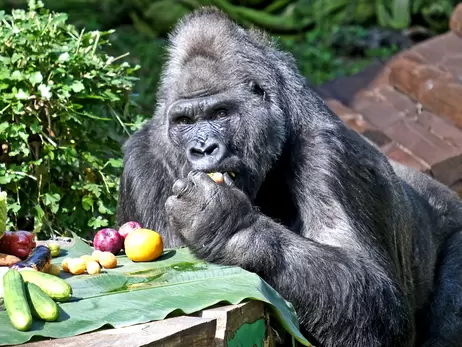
61, 250, 117, 275
92, 222, 164, 262
0, 191, 167, 332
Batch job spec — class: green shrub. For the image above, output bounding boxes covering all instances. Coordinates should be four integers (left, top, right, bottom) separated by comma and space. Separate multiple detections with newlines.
0, 0, 143, 239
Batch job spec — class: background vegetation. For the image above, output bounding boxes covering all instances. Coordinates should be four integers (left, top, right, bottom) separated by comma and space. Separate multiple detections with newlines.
0, 0, 457, 239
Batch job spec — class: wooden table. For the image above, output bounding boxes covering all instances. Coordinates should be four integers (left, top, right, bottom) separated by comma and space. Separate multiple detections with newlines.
17, 300, 277, 347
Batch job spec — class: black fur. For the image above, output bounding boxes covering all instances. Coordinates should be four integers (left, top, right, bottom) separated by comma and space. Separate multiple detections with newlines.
117, 8, 462, 347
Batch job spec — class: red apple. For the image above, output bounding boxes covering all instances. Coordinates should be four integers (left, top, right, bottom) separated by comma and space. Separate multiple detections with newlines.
93, 228, 124, 255
118, 221, 142, 240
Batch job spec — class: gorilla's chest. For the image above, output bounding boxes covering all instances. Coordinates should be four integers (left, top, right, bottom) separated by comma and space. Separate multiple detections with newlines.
255, 176, 298, 230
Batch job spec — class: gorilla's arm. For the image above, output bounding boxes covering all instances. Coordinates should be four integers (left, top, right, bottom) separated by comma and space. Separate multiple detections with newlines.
223, 216, 412, 347
165, 126, 415, 347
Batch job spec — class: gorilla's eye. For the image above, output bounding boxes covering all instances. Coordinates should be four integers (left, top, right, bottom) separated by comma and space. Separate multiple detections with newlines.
175, 116, 192, 125
214, 109, 228, 119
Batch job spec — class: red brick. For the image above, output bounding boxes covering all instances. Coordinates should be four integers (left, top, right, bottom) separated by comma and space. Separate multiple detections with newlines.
383, 120, 461, 167
351, 89, 405, 130
381, 141, 429, 172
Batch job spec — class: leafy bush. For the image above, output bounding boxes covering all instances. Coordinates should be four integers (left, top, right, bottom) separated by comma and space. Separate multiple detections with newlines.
0, 0, 143, 239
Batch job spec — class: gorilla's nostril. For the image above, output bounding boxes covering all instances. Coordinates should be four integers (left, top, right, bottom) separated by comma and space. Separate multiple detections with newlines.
186, 138, 226, 166
190, 147, 205, 157
203, 143, 218, 156
190, 143, 219, 157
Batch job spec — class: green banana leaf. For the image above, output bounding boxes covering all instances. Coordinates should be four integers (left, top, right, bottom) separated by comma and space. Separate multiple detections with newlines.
0, 233, 312, 346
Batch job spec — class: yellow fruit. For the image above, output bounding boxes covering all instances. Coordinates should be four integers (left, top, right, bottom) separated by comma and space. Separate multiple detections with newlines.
46, 264, 61, 277
208, 172, 224, 183
47, 243, 61, 257
86, 260, 101, 275
80, 255, 97, 264
61, 258, 71, 272
68, 258, 86, 275
99, 252, 117, 269
124, 228, 163, 262
91, 250, 103, 262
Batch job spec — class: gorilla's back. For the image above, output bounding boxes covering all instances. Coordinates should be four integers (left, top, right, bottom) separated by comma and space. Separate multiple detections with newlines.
388, 160, 462, 312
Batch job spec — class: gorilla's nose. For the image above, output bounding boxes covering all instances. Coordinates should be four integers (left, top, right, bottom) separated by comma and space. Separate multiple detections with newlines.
187, 138, 226, 166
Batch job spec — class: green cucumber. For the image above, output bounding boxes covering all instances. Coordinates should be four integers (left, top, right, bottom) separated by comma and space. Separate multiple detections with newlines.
20, 270, 72, 302
3, 269, 33, 331
26, 282, 60, 322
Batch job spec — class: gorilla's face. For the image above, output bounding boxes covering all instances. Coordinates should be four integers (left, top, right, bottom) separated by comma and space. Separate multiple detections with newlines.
166, 56, 286, 199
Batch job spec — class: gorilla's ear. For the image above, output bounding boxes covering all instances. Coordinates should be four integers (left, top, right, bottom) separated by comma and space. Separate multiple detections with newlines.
249, 80, 267, 101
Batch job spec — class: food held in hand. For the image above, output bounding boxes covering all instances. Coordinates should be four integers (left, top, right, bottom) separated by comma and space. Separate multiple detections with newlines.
86, 260, 101, 275
208, 172, 224, 183
118, 221, 142, 239
93, 228, 124, 255
67, 258, 86, 275
98, 252, 117, 269
0, 230, 36, 259
47, 243, 61, 257
124, 228, 163, 262
10, 245, 52, 272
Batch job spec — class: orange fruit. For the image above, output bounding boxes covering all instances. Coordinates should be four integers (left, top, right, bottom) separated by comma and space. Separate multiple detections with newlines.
124, 228, 163, 262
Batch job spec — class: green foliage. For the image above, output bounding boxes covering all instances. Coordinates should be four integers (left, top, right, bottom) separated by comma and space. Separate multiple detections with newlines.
279, 25, 402, 85
0, 0, 143, 238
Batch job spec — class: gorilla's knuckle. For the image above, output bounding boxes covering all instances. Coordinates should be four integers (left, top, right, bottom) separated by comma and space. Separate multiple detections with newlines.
172, 178, 189, 196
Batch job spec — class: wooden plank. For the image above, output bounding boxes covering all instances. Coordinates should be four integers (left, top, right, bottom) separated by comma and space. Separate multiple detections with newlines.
198, 300, 275, 347
16, 316, 217, 347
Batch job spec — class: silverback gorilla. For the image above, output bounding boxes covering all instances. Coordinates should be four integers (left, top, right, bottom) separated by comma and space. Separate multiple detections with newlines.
116, 7, 462, 347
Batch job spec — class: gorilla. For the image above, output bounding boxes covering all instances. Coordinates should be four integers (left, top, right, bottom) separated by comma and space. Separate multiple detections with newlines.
116, 7, 462, 347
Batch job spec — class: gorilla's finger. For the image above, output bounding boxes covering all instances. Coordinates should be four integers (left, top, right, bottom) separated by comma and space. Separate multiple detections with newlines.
187, 171, 214, 188
223, 173, 236, 187
172, 178, 190, 197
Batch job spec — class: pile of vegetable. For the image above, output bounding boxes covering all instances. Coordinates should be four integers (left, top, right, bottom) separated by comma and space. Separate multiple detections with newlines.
3, 266, 72, 331
0, 191, 169, 333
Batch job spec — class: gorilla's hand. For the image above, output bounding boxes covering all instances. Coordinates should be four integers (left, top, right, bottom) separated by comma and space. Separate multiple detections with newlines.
165, 171, 256, 259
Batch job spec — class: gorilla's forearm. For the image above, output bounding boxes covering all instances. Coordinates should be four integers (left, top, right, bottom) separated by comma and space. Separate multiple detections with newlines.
220, 214, 415, 347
